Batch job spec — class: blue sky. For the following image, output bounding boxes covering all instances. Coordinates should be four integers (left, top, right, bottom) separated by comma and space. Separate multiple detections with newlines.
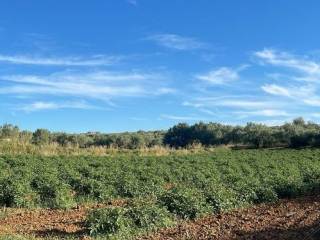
1, 0, 320, 132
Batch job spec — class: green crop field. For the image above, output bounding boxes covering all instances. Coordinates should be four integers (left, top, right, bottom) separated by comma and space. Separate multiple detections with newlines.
1, 148, 320, 239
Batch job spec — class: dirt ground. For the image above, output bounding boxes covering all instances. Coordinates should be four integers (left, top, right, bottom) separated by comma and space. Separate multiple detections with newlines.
0, 196, 319, 239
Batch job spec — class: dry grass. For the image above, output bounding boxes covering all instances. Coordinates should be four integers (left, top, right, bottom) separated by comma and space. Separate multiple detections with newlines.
0, 140, 226, 156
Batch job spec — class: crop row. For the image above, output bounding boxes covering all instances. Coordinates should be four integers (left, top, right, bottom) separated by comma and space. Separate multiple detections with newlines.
0, 149, 320, 238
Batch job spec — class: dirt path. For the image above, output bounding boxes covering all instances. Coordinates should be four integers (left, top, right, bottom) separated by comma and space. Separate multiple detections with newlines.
0, 196, 319, 239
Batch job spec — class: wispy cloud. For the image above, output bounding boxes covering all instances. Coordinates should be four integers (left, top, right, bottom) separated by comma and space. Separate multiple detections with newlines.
254, 48, 320, 77
196, 67, 241, 85
261, 84, 291, 97
213, 99, 282, 109
0, 54, 121, 66
256, 49, 320, 108
235, 109, 289, 117
187, 96, 283, 110
160, 114, 206, 121
180, 48, 320, 123
0, 71, 174, 100
17, 101, 97, 112
146, 34, 207, 51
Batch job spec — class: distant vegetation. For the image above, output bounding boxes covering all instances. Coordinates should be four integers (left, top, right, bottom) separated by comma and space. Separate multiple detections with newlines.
1, 117, 320, 154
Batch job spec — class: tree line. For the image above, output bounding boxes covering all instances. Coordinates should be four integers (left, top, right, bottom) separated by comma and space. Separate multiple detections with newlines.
0, 124, 165, 149
1, 117, 320, 149
164, 118, 320, 148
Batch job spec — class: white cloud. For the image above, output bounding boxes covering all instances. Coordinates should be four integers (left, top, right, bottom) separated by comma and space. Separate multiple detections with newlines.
182, 101, 203, 108
147, 34, 207, 50
184, 96, 285, 110
160, 114, 206, 121
235, 109, 289, 117
213, 99, 279, 109
18, 101, 97, 112
261, 84, 291, 97
261, 83, 319, 107
256, 49, 320, 109
303, 98, 320, 106
0, 71, 174, 100
0, 54, 121, 66
254, 48, 320, 77
196, 67, 240, 85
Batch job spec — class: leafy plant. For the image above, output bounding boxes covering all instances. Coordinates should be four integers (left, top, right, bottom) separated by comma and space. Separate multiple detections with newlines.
159, 187, 206, 219
86, 207, 132, 236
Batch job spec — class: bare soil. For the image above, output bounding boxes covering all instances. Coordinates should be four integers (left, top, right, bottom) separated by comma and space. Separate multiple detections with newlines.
0, 196, 319, 239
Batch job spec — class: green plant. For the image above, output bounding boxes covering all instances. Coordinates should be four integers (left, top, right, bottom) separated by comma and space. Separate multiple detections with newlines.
0, 177, 37, 208
253, 186, 278, 204
127, 198, 173, 230
159, 187, 206, 219
86, 207, 132, 236
204, 185, 240, 213
31, 173, 75, 209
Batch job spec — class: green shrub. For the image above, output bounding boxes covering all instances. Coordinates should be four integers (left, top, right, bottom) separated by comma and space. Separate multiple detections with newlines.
86, 199, 174, 237
86, 207, 132, 236
31, 174, 75, 209
253, 187, 278, 204
204, 185, 240, 213
127, 198, 173, 230
0, 177, 37, 207
159, 187, 206, 219
72, 177, 115, 202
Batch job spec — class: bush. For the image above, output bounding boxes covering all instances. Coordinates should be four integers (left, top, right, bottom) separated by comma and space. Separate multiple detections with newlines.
86, 207, 132, 236
31, 174, 75, 209
204, 185, 239, 213
253, 187, 278, 204
127, 198, 173, 230
0, 177, 37, 207
86, 199, 173, 237
159, 187, 206, 219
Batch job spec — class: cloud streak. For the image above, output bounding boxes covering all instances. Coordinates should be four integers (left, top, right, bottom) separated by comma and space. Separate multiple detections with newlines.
0, 71, 174, 100
0, 54, 121, 66
160, 114, 207, 121
261, 84, 291, 97
196, 67, 240, 85
254, 48, 320, 78
18, 101, 97, 112
147, 34, 207, 51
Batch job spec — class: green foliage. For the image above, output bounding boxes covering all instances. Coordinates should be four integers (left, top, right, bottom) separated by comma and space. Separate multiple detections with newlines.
86, 199, 173, 238
0, 177, 36, 207
127, 198, 173, 230
31, 173, 76, 209
32, 128, 51, 145
2, 118, 320, 150
163, 118, 320, 148
159, 187, 207, 219
86, 207, 132, 236
252, 187, 278, 204
0, 148, 320, 220
204, 185, 240, 213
